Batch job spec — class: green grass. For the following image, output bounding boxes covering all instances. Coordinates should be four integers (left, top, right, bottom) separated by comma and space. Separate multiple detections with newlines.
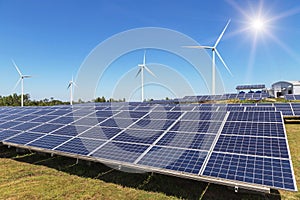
0, 124, 299, 199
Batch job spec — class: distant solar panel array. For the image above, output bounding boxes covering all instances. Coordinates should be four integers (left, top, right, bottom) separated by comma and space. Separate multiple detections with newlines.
0, 103, 297, 192
236, 84, 266, 90
180, 92, 270, 103
285, 94, 300, 101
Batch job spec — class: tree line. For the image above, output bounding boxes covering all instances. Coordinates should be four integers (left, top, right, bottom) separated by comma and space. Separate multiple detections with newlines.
0, 94, 126, 106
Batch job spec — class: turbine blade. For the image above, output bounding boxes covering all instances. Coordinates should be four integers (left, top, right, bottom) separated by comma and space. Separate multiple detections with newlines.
144, 65, 157, 78
13, 78, 21, 91
182, 45, 213, 49
214, 19, 231, 48
12, 59, 22, 76
23, 75, 32, 78
143, 50, 146, 65
136, 67, 142, 78
215, 49, 233, 76
73, 81, 78, 87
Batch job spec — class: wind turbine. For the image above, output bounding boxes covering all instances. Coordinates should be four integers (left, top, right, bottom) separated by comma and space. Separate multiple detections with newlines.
12, 60, 32, 107
136, 51, 157, 102
68, 76, 77, 105
183, 19, 232, 95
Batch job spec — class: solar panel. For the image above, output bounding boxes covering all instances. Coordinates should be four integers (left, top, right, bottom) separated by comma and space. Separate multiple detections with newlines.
0, 104, 297, 192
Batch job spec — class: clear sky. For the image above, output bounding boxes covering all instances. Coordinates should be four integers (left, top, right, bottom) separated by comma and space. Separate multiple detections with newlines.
1, 0, 300, 101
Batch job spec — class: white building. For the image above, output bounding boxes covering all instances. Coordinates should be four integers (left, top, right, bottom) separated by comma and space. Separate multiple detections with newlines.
271, 81, 300, 98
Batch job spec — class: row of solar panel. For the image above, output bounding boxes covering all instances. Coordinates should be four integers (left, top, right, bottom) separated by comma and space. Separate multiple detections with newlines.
181, 93, 270, 102
0, 107, 296, 191
285, 94, 300, 101
236, 84, 266, 90
0, 102, 299, 116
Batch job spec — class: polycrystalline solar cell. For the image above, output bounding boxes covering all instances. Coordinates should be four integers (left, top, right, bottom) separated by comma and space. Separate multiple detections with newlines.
100, 118, 135, 129
92, 141, 149, 163
171, 121, 221, 134
217, 107, 244, 112
5, 132, 44, 145
294, 95, 300, 100
13, 115, 40, 122
79, 126, 122, 139
67, 108, 95, 116
0, 114, 9, 120
17, 109, 37, 115
49, 109, 72, 116
222, 122, 285, 137
246, 107, 276, 112
151, 106, 174, 111
1, 115, 23, 121
0, 121, 23, 129
147, 111, 182, 120
203, 152, 296, 191
172, 106, 195, 111
274, 107, 293, 116
50, 116, 75, 124
193, 106, 219, 111
131, 119, 175, 130
72, 117, 103, 126
157, 132, 216, 151
0, 130, 20, 141
214, 135, 289, 158
113, 129, 163, 144
227, 112, 282, 122
51, 125, 90, 136
113, 111, 148, 119
256, 103, 273, 107
10, 122, 41, 131
30, 123, 64, 134
134, 106, 152, 111
138, 146, 207, 174
28, 135, 71, 149
182, 112, 226, 121
55, 138, 105, 156
30, 115, 59, 123
33, 109, 55, 115
94, 110, 115, 118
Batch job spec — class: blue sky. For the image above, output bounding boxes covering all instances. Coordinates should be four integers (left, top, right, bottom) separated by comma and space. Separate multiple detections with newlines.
1, 0, 300, 101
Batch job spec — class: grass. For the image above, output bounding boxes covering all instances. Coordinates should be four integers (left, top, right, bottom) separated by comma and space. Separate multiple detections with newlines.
0, 124, 299, 199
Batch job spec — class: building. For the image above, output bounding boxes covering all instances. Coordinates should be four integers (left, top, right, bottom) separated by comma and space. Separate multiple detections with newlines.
271, 81, 300, 98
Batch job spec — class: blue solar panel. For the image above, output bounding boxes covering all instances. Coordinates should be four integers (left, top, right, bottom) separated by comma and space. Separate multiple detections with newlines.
5, 132, 44, 145
171, 121, 222, 134
0, 121, 23, 129
30, 124, 64, 134
203, 152, 296, 191
181, 112, 226, 121
10, 122, 41, 131
0, 129, 19, 140
222, 122, 285, 137
0, 104, 297, 192
29, 135, 71, 149
113, 129, 163, 144
92, 141, 149, 163
157, 132, 215, 150
79, 127, 122, 139
138, 146, 207, 174
55, 138, 105, 156
214, 135, 289, 158
227, 112, 282, 122
51, 125, 90, 136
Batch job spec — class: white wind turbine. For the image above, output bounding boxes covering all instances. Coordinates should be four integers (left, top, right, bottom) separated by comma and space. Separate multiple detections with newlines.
136, 51, 157, 102
184, 19, 232, 95
67, 76, 77, 105
12, 60, 32, 107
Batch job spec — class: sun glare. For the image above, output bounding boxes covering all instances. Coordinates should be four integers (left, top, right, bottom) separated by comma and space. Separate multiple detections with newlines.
251, 18, 265, 31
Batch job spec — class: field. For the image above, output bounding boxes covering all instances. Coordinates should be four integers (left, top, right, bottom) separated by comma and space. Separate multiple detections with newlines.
0, 124, 299, 200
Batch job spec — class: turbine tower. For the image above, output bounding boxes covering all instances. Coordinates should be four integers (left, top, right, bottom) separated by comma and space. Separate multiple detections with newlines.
12, 60, 32, 107
136, 51, 157, 102
184, 20, 232, 95
68, 76, 77, 105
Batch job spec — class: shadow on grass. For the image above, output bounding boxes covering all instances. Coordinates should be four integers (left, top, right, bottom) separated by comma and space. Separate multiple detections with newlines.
0, 145, 281, 200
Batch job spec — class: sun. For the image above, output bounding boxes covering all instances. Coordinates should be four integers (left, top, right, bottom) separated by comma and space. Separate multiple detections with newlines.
251, 18, 265, 32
